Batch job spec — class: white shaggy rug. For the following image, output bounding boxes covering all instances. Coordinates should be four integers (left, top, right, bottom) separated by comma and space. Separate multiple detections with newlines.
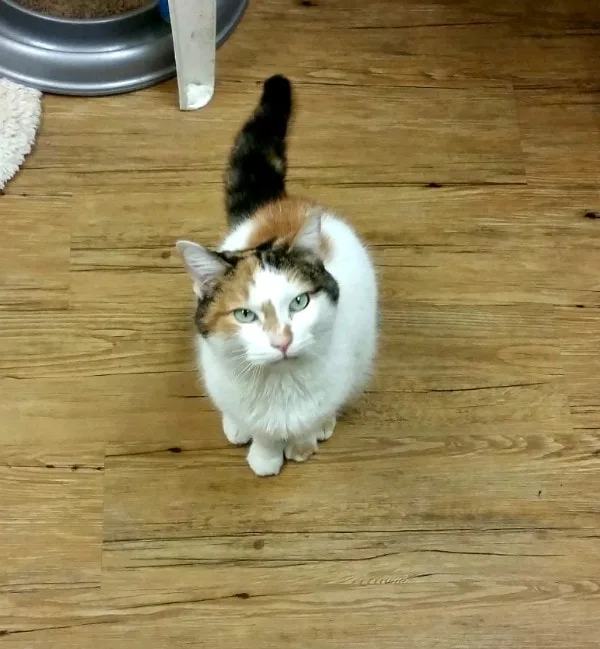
0, 79, 42, 190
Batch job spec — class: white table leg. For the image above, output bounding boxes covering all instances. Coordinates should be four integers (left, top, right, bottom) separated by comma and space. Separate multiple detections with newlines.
167, 0, 216, 111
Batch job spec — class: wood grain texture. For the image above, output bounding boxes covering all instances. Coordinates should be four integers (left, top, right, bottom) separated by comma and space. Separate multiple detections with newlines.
557, 305, 600, 432
517, 90, 600, 186
0, 443, 103, 592
1, 0, 600, 646
0, 197, 71, 311
18, 84, 524, 187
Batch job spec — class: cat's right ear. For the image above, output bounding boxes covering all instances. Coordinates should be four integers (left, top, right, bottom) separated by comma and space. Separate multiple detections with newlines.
176, 240, 229, 299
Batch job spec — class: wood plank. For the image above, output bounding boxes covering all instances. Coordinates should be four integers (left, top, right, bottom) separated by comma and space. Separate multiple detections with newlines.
102, 529, 600, 571
3, 530, 600, 646
0, 372, 205, 445
245, 0, 523, 31
0, 360, 566, 446
0, 303, 563, 391
64, 185, 598, 256
18, 83, 523, 186
0, 306, 193, 380
0, 196, 71, 311
0, 442, 102, 468
1, 599, 598, 648
375, 304, 562, 391
516, 0, 600, 26
99, 380, 593, 541
516, 90, 600, 186
0, 443, 103, 592
72, 243, 562, 306
556, 304, 600, 431
218, 1, 600, 90
552, 228, 600, 431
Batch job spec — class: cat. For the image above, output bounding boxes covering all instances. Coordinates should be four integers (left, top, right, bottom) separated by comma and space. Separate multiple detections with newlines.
176, 74, 378, 476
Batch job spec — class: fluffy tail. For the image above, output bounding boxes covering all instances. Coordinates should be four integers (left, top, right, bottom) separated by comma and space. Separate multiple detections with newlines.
224, 75, 293, 226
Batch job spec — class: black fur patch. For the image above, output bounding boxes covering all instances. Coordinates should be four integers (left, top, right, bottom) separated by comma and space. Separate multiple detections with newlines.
216, 241, 339, 303
258, 246, 340, 304
225, 75, 293, 226
194, 294, 217, 336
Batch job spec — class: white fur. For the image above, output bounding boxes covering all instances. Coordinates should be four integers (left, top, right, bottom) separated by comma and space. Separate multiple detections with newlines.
182, 211, 377, 476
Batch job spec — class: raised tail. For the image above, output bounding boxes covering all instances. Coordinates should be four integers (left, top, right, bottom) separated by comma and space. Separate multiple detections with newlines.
224, 75, 293, 226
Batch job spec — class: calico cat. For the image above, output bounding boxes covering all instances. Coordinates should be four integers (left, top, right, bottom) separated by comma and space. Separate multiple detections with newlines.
176, 75, 378, 476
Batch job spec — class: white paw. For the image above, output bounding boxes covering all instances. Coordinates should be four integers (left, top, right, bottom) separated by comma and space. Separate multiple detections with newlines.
284, 438, 318, 463
222, 415, 251, 445
317, 416, 336, 442
247, 442, 284, 477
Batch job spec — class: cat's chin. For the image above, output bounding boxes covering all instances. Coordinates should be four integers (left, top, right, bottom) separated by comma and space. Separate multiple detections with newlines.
248, 350, 302, 367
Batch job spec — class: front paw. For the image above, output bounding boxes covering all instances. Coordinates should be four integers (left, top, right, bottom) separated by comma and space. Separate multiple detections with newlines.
317, 416, 337, 442
285, 438, 318, 463
222, 415, 251, 445
247, 441, 284, 477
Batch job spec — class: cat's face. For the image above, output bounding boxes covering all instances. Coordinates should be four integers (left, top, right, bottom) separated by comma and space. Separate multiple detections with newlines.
177, 221, 339, 367
211, 263, 337, 366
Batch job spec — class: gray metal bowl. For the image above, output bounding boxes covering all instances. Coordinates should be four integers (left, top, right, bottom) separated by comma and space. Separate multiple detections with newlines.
0, 0, 248, 96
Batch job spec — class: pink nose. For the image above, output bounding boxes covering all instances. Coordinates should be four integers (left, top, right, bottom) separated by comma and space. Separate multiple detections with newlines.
273, 341, 291, 354
271, 333, 292, 355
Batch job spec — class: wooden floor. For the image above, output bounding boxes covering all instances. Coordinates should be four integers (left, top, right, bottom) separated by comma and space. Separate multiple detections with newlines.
1, 0, 600, 646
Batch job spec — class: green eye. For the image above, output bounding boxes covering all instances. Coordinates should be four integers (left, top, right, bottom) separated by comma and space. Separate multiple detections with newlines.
233, 308, 258, 323
290, 292, 310, 313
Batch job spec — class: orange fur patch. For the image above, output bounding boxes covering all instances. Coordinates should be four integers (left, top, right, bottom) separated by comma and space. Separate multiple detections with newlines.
262, 301, 279, 333
203, 256, 259, 335
248, 197, 332, 261
248, 197, 311, 248
262, 301, 293, 342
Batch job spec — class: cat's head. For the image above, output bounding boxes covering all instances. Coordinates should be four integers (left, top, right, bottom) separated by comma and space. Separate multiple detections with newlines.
177, 212, 339, 366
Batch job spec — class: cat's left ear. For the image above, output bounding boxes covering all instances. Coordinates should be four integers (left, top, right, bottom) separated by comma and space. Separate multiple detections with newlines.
176, 240, 230, 298
292, 213, 322, 253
